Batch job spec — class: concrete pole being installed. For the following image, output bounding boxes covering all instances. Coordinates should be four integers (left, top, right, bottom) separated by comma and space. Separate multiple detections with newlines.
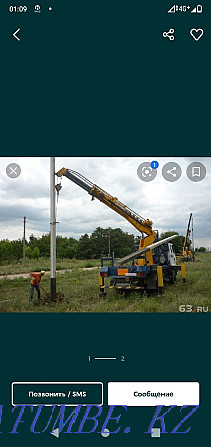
23, 216, 26, 265
50, 157, 56, 301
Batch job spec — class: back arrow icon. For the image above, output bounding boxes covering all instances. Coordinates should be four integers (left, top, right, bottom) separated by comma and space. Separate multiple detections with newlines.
13, 28, 21, 41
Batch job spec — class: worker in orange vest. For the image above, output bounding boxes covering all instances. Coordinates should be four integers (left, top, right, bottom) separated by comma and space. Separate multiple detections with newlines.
29, 270, 45, 301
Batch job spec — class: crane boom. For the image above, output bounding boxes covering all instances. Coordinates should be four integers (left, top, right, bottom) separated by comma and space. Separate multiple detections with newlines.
184, 213, 192, 248
182, 213, 194, 261
56, 168, 157, 239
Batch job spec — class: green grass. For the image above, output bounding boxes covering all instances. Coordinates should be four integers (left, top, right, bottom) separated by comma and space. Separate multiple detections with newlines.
0, 254, 210, 313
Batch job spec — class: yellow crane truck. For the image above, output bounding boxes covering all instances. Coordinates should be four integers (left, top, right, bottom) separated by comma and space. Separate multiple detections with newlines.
182, 213, 194, 261
56, 168, 186, 296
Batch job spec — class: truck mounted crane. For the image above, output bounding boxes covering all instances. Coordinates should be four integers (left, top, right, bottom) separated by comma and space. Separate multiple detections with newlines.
182, 213, 194, 261
56, 168, 186, 295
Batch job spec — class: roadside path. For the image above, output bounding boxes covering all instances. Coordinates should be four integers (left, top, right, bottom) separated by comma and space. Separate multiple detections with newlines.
0, 267, 98, 280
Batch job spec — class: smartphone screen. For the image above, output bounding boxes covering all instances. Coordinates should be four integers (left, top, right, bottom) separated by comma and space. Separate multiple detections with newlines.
1, 2, 210, 445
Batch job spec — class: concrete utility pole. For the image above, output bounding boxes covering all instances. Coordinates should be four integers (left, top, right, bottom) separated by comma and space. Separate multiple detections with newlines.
50, 157, 56, 301
23, 216, 26, 265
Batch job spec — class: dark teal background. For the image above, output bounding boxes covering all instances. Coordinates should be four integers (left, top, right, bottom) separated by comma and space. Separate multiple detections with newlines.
0, 313, 209, 444
0, 1, 210, 445
1, 0, 210, 156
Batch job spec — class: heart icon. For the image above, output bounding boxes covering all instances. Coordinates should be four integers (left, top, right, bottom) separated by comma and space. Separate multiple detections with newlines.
190, 28, 204, 41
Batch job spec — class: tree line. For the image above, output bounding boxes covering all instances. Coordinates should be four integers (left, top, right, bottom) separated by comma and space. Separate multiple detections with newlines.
0, 227, 135, 262
0, 228, 206, 263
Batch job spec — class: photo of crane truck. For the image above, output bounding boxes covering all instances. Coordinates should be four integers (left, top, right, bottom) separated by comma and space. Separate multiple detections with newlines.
56, 168, 186, 296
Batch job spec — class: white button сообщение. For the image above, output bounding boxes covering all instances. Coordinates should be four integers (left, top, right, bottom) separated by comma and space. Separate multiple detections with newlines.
108, 382, 199, 406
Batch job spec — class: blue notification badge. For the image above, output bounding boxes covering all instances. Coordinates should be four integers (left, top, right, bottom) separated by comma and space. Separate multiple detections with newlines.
151, 160, 159, 169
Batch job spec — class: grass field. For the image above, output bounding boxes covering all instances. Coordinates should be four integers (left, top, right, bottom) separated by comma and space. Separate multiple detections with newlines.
0, 254, 210, 313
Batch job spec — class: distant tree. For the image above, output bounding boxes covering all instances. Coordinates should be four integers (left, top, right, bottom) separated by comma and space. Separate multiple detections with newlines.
76, 234, 93, 259
10, 239, 23, 260
29, 234, 37, 243
25, 246, 32, 259
89, 227, 111, 258
29, 234, 38, 250
0, 240, 12, 262
56, 235, 78, 259
159, 231, 185, 253
198, 247, 206, 252
36, 234, 50, 257
31, 247, 40, 259
110, 228, 134, 258
88, 227, 134, 258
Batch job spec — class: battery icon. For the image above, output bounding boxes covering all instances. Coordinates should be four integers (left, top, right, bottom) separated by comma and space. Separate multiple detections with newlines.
191, 5, 203, 13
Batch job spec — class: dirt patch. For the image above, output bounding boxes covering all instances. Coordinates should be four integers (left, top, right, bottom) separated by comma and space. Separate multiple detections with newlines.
33, 292, 64, 306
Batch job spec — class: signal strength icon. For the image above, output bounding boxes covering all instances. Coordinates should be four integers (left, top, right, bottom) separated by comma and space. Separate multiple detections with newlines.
191, 4, 203, 13
168, 5, 176, 13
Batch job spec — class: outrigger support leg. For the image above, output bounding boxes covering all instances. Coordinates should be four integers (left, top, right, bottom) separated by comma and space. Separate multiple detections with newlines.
181, 262, 187, 284
98, 268, 106, 298
157, 266, 164, 294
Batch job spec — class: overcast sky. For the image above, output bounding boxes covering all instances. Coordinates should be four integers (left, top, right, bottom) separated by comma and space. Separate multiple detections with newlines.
0, 157, 210, 248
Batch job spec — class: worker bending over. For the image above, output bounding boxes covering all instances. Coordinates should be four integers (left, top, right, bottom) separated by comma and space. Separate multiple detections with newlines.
29, 270, 45, 301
